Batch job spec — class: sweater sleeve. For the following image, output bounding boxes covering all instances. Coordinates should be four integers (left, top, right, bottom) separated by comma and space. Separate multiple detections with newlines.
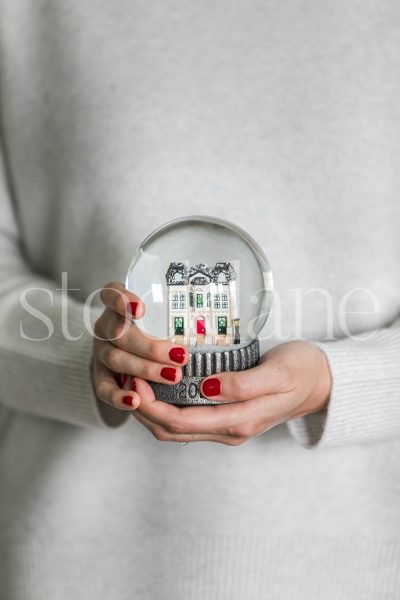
0, 140, 129, 430
287, 318, 400, 448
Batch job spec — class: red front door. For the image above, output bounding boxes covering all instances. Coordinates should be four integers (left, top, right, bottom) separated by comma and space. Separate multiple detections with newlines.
196, 317, 206, 335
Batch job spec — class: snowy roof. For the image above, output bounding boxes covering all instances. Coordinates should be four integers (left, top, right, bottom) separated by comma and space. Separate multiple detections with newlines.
189, 263, 214, 280
166, 262, 189, 285
212, 262, 237, 283
166, 262, 237, 285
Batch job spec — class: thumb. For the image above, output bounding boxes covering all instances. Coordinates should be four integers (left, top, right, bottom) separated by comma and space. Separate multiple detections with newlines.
200, 354, 289, 403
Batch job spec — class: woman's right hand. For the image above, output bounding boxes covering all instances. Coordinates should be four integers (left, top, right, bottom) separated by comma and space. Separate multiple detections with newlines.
91, 282, 189, 412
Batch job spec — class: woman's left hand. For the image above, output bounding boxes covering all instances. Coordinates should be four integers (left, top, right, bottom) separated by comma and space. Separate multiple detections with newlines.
127, 341, 332, 445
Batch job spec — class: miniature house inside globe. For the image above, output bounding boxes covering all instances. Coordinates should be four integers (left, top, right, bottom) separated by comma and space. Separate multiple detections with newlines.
125, 215, 273, 405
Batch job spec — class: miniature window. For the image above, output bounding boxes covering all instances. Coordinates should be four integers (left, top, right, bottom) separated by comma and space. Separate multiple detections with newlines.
222, 293, 228, 301
217, 317, 227, 335
190, 292, 194, 307
172, 293, 179, 301
172, 302, 179, 309
222, 302, 228, 309
174, 317, 184, 336
180, 301, 186, 309
214, 302, 220, 309
180, 293, 186, 301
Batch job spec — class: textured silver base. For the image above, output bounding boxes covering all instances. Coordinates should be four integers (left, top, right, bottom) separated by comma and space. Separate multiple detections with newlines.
150, 339, 260, 405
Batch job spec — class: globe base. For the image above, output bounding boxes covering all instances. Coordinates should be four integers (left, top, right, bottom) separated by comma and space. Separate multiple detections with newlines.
150, 338, 260, 405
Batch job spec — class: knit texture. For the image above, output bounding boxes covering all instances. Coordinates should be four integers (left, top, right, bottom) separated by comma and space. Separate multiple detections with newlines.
288, 323, 400, 447
1, 1, 400, 598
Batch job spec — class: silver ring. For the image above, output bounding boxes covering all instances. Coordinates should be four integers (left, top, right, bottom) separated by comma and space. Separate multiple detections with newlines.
180, 442, 189, 446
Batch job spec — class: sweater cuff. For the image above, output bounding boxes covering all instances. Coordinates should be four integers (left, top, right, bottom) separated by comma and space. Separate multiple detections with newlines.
287, 331, 400, 448
1, 324, 130, 430
0, 284, 130, 430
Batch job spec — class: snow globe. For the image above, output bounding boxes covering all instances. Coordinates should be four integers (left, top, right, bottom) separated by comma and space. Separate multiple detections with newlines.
125, 215, 273, 405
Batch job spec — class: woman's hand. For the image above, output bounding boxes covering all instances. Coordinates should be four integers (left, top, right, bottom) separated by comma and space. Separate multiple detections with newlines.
131, 341, 332, 445
91, 282, 189, 412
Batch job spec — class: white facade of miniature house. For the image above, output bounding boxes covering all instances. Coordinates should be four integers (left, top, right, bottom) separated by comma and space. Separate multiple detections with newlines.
166, 262, 240, 347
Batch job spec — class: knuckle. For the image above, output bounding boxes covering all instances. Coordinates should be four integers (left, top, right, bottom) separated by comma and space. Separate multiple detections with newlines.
100, 283, 118, 306
112, 296, 123, 316
140, 361, 152, 381
93, 314, 106, 339
233, 423, 255, 439
225, 423, 239, 437
110, 389, 121, 408
165, 418, 184, 434
107, 287, 128, 315
104, 346, 120, 371
146, 339, 160, 362
99, 286, 109, 306
152, 427, 170, 441
94, 381, 106, 401
117, 289, 132, 314
93, 319, 102, 338
111, 319, 127, 342
231, 374, 250, 399
224, 426, 236, 438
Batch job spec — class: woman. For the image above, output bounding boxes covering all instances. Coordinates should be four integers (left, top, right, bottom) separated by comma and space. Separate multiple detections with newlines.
1, 1, 399, 598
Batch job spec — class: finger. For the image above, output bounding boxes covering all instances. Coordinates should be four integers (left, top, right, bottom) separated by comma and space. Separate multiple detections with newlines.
133, 377, 274, 437
95, 310, 189, 366
132, 409, 244, 445
96, 340, 184, 385
100, 281, 145, 320
200, 355, 292, 403
130, 378, 245, 444
92, 359, 140, 411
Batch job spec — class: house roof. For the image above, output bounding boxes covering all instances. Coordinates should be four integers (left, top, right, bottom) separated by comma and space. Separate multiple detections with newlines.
212, 262, 237, 283
166, 262, 238, 285
189, 263, 213, 280
165, 262, 189, 285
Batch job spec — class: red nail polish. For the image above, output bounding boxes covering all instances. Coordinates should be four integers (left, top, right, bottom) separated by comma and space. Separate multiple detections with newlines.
131, 379, 136, 392
202, 378, 221, 397
127, 301, 139, 318
121, 374, 128, 387
122, 395, 134, 407
161, 367, 177, 382
169, 347, 186, 364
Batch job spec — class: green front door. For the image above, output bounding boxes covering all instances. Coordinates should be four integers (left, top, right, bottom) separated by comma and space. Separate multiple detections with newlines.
217, 317, 227, 335
174, 317, 184, 336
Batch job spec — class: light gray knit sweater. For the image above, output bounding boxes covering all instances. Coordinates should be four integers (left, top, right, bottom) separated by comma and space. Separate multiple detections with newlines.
1, 1, 400, 598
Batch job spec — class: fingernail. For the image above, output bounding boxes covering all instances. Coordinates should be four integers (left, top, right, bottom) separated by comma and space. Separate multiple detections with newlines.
202, 378, 221, 397
161, 367, 177, 382
169, 347, 186, 364
131, 379, 136, 392
120, 374, 128, 387
127, 301, 139, 318
122, 395, 135, 407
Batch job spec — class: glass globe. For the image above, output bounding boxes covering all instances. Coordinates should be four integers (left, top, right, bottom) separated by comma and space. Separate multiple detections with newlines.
125, 215, 273, 405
